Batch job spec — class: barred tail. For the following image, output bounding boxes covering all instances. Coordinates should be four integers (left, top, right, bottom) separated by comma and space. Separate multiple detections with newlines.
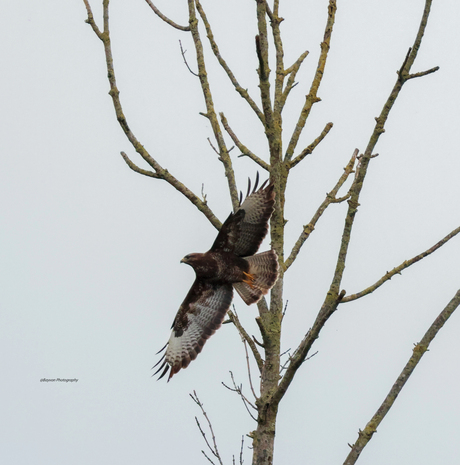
233, 250, 279, 305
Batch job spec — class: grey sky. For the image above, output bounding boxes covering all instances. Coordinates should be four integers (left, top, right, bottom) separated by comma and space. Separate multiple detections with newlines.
1, 1, 459, 464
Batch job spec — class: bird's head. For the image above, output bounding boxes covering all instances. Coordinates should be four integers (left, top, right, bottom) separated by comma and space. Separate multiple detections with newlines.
180, 253, 202, 267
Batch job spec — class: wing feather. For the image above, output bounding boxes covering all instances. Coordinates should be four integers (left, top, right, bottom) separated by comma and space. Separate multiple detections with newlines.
234, 180, 274, 256
210, 179, 275, 256
154, 280, 233, 381
212, 180, 275, 256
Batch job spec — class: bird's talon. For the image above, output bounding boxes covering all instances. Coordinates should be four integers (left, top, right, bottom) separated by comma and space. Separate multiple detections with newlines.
243, 271, 256, 288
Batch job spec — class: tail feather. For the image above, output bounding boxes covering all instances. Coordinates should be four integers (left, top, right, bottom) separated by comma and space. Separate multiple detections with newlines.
234, 250, 279, 305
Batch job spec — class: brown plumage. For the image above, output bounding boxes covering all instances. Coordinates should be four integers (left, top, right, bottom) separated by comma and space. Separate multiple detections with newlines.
154, 176, 279, 381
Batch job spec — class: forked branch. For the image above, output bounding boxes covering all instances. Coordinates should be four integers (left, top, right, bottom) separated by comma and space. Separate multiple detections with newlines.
280, 49, 309, 111
82, 0, 221, 229
273, 0, 439, 407
285, 0, 337, 162
328, 0, 438, 299
222, 371, 258, 421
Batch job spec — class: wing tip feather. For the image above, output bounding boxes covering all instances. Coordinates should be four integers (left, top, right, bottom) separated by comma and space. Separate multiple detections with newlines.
239, 172, 272, 206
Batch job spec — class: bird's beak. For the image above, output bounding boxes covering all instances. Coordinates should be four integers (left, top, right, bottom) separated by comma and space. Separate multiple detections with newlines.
180, 257, 186, 264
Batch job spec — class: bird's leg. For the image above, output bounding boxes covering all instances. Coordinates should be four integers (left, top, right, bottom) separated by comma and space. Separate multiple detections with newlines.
242, 271, 255, 288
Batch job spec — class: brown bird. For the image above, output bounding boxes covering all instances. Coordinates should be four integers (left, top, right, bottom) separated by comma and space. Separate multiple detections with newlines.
154, 176, 279, 381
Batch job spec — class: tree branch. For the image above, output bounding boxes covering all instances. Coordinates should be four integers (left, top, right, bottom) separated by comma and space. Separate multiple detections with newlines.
243, 339, 258, 400
280, 49, 309, 111
344, 289, 460, 465
255, 1, 274, 140
188, 0, 239, 210
289, 122, 334, 169
406, 66, 439, 80
83, 0, 221, 229
268, 1, 286, 130
364, 0, 436, 165
284, 149, 358, 271
220, 113, 270, 172
228, 308, 264, 374
284, 0, 337, 163
82, 0, 103, 39
195, 0, 265, 124
144, 0, 190, 31
342, 225, 460, 303
328, 0, 437, 303
274, 0, 437, 407
120, 151, 159, 178
222, 372, 258, 422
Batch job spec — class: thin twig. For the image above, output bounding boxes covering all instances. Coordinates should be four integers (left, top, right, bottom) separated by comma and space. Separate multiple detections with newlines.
243, 340, 258, 400
281, 299, 289, 320
190, 391, 224, 465
252, 335, 264, 348
344, 289, 460, 465
207, 138, 219, 155
222, 372, 258, 421
342, 225, 460, 303
201, 183, 208, 204
232, 435, 245, 465
229, 372, 257, 411
279, 347, 292, 374
179, 40, 199, 76
201, 450, 218, 465
280, 348, 291, 358
227, 309, 264, 373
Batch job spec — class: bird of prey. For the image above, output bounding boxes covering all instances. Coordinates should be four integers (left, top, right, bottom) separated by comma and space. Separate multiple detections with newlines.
154, 176, 279, 381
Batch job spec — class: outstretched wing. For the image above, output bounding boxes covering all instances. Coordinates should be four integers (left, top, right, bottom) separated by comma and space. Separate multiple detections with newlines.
211, 176, 275, 257
154, 280, 233, 381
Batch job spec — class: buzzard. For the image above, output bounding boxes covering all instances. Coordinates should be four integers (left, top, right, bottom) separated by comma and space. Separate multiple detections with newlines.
154, 176, 279, 381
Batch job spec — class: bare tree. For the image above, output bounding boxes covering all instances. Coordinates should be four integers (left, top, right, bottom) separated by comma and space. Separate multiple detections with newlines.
82, 1, 459, 464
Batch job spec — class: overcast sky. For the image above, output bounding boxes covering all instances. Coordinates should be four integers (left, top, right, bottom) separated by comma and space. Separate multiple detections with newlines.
1, 1, 459, 464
